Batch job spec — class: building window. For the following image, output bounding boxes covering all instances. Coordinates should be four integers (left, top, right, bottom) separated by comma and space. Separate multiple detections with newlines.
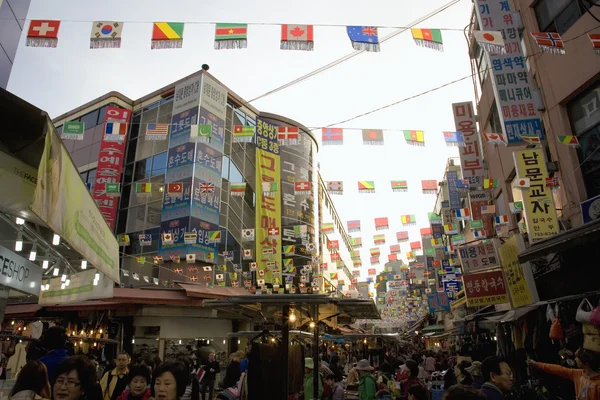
489, 101, 503, 133
79, 168, 97, 192
568, 81, 600, 199
534, 0, 599, 34
474, 43, 489, 87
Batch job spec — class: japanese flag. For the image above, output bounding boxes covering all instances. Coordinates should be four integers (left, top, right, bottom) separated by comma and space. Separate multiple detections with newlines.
186, 254, 196, 264
473, 30, 505, 53
513, 178, 531, 188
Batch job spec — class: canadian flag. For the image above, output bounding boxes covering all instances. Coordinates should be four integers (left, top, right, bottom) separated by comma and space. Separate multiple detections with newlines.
249, 262, 257, 270
162, 233, 174, 244
513, 178, 531, 188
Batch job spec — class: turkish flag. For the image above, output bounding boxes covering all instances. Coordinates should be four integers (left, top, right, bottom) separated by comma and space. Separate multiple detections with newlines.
28, 20, 60, 38
167, 182, 183, 194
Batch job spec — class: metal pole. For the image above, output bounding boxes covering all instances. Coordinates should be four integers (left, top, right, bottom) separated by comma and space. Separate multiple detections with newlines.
282, 305, 290, 400
313, 303, 319, 400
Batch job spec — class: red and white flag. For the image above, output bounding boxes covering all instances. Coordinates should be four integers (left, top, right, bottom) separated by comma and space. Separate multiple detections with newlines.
27, 20, 60, 47
278, 126, 300, 145
473, 30, 505, 54
294, 181, 311, 195
281, 25, 314, 51
482, 132, 507, 145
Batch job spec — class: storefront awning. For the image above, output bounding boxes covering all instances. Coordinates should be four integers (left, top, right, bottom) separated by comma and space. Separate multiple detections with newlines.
4, 303, 43, 318
108, 287, 204, 306
483, 304, 539, 323
519, 218, 600, 262
178, 283, 250, 299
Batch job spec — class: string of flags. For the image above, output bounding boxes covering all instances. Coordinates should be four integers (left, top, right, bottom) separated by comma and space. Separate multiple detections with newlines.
25, 19, 453, 52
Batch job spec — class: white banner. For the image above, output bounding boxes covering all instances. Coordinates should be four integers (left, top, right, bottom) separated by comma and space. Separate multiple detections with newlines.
31, 122, 120, 284
38, 269, 113, 305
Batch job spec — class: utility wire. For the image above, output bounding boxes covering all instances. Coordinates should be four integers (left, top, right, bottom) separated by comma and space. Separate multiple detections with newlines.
315, 24, 600, 130
247, 0, 462, 103
0, 16, 467, 31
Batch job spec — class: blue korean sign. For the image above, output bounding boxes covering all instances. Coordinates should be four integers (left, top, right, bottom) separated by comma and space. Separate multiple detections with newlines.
447, 170, 461, 210
444, 280, 462, 300
169, 107, 199, 149
427, 292, 451, 313
161, 178, 192, 222
187, 217, 219, 259
158, 217, 191, 257
165, 142, 195, 183
580, 193, 600, 224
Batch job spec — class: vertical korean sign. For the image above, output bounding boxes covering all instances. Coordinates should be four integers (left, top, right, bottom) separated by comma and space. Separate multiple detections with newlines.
256, 118, 283, 285
498, 235, 538, 308
94, 107, 131, 231
513, 148, 559, 242
190, 74, 226, 262
452, 102, 493, 237
158, 73, 227, 263
474, 0, 543, 143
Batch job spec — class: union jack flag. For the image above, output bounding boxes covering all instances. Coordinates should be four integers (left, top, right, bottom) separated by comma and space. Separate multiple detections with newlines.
200, 182, 215, 193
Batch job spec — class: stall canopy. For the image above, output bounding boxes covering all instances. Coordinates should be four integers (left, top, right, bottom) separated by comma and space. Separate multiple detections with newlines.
519, 218, 600, 262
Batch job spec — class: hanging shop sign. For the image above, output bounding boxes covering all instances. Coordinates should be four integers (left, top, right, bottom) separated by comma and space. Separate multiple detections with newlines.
498, 235, 538, 308
39, 269, 113, 305
580, 193, 600, 224
458, 239, 500, 274
463, 269, 508, 307
93, 106, 131, 230
473, 1, 543, 143
0, 244, 42, 296
513, 148, 559, 242
255, 118, 283, 285
427, 291, 450, 313
452, 102, 493, 237
31, 122, 120, 284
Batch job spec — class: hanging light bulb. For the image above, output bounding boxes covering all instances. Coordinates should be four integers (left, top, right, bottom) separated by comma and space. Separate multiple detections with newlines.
132, 337, 135, 344
223, 339, 226, 344
42, 260, 49, 269
29, 241, 37, 261
309, 321, 316, 329
52, 234, 60, 246
99, 329, 103, 334
81, 260, 87, 270
289, 309, 297, 323
94, 272, 100, 281
15, 231, 23, 252
363, 338, 367, 344
15, 217, 25, 225
179, 339, 182, 344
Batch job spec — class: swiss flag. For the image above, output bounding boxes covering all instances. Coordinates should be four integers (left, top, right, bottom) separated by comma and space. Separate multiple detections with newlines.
295, 181, 311, 191
28, 20, 60, 38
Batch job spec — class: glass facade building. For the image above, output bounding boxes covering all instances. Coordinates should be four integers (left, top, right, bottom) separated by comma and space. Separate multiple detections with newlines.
53, 71, 323, 289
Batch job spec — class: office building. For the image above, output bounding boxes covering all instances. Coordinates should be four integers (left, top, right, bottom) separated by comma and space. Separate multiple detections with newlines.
52, 69, 322, 291
0, 0, 31, 88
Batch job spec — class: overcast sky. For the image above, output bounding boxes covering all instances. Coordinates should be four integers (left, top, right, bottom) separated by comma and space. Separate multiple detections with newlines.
8, 0, 474, 273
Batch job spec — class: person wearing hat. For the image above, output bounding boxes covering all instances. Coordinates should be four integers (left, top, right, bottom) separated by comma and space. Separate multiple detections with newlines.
303, 358, 323, 400
356, 359, 377, 400
466, 361, 484, 389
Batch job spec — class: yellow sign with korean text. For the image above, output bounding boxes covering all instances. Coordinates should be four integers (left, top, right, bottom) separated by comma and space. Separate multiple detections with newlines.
498, 235, 537, 308
513, 148, 559, 242
255, 118, 282, 285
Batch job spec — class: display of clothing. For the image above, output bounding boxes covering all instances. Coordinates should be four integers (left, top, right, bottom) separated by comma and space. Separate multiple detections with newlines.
7, 342, 27, 377
247, 342, 281, 400
29, 321, 43, 340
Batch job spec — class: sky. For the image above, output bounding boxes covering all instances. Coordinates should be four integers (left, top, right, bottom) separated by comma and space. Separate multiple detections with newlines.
8, 0, 476, 278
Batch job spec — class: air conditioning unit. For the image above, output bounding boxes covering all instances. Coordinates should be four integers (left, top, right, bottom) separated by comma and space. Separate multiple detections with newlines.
532, 89, 545, 111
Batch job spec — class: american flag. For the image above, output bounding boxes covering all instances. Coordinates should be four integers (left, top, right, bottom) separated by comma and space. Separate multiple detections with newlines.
147, 123, 169, 135
200, 182, 215, 193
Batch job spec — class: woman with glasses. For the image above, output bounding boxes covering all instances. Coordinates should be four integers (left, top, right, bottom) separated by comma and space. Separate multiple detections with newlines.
53, 356, 102, 400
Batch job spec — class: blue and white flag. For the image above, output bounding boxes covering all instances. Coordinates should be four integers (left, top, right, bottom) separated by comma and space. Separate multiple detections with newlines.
347, 26, 380, 52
